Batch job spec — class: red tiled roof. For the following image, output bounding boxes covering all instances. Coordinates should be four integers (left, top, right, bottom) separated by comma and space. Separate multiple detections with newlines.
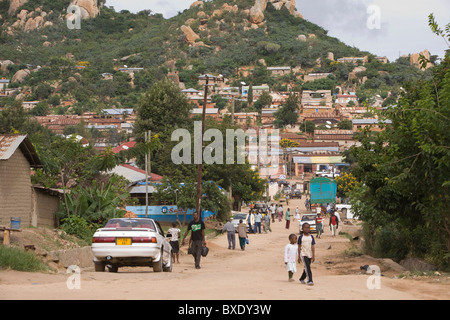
112, 141, 136, 154
120, 164, 163, 181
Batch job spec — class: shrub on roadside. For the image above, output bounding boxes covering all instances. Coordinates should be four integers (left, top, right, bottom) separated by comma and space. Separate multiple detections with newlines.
0, 245, 48, 272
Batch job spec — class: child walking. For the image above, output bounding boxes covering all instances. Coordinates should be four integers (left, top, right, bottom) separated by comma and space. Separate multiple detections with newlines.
284, 234, 298, 282
298, 223, 316, 286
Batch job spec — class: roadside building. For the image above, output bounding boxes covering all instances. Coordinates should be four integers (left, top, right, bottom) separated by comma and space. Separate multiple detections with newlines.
0, 135, 43, 227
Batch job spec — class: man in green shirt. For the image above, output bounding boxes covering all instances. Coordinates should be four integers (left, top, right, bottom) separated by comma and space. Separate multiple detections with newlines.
182, 212, 206, 269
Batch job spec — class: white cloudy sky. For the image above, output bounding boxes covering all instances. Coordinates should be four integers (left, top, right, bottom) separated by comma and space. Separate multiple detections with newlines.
105, 0, 450, 62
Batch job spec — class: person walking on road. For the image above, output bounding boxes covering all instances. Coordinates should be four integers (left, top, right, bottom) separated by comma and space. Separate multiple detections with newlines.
316, 213, 324, 239
277, 205, 283, 222
222, 217, 236, 250
237, 219, 248, 250
284, 234, 298, 282
329, 211, 339, 236
181, 212, 206, 269
298, 223, 316, 286
271, 204, 276, 223
264, 212, 272, 233
248, 212, 255, 233
168, 222, 181, 264
285, 208, 291, 229
254, 211, 262, 234
294, 206, 300, 221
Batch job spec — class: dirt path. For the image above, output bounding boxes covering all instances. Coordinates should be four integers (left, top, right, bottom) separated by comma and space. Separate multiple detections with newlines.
0, 198, 449, 300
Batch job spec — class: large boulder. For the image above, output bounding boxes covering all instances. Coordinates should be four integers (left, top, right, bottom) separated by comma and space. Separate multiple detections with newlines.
8, 0, 29, 16
180, 25, 200, 44
410, 49, 433, 69
11, 68, 30, 83
70, 0, 99, 19
249, 6, 265, 24
249, 0, 301, 25
1, 60, 15, 74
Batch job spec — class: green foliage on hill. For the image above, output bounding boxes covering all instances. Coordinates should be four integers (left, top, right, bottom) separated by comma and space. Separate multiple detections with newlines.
0, 0, 438, 140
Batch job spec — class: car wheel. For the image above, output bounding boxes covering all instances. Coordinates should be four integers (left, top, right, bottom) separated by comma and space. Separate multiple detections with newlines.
94, 262, 105, 272
163, 250, 173, 272
107, 265, 118, 273
152, 249, 163, 272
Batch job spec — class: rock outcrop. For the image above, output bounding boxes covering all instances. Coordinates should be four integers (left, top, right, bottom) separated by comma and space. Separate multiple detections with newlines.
249, 0, 302, 25
8, 0, 29, 16
70, 0, 100, 19
410, 50, 434, 69
6, 0, 100, 32
11, 68, 30, 83
180, 25, 200, 45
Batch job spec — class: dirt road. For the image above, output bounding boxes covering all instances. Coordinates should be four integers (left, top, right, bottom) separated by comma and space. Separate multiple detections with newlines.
0, 198, 449, 300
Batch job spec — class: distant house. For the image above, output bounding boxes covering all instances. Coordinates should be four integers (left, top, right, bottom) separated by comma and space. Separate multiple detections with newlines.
0, 135, 48, 228
303, 73, 331, 82
109, 164, 163, 185
119, 67, 144, 74
267, 66, 291, 76
34, 115, 81, 134
352, 118, 392, 132
280, 133, 307, 145
301, 90, 333, 113
241, 85, 270, 98
101, 108, 134, 117
224, 112, 258, 127
375, 56, 388, 64
182, 88, 201, 98
260, 108, 277, 125
112, 141, 136, 154
191, 108, 220, 119
313, 130, 358, 152
337, 57, 368, 65
22, 101, 40, 110
0, 78, 10, 91
335, 94, 358, 105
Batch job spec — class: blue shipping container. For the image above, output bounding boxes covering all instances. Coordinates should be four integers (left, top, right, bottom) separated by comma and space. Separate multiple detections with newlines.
310, 178, 337, 204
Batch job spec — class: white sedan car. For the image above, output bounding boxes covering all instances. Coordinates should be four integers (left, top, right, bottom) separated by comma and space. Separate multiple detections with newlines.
91, 218, 173, 273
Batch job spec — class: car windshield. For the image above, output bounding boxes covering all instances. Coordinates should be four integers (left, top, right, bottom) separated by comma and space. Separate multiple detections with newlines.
255, 204, 265, 208
104, 218, 156, 231
301, 215, 316, 222
233, 214, 247, 220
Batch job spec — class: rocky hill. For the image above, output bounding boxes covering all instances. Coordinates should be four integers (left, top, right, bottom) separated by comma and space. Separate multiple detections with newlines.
0, 0, 431, 113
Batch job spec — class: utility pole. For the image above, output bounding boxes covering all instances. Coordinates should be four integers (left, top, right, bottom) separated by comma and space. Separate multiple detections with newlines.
195, 74, 223, 218
144, 130, 151, 218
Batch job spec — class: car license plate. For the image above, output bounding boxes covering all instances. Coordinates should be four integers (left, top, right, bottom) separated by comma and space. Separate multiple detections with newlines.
116, 238, 131, 245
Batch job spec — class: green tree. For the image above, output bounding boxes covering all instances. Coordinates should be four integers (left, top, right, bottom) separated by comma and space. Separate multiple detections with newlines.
274, 93, 299, 127
135, 79, 193, 138
247, 83, 253, 106
346, 52, 450, 268
254, 90, 272, 111
337, 119, 353, 130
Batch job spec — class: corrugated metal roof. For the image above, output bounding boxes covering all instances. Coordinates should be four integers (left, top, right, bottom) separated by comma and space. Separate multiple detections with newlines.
0, 135, 41, 167
0, 135, 26, 160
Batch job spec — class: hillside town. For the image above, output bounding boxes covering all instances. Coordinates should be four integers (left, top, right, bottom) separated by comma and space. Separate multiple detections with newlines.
0, 59, 394, 185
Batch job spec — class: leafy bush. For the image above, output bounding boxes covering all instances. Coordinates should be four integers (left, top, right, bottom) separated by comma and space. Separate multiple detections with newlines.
58, 178, 128, 227
0, 246, 48, 272
60, 215, 99, 245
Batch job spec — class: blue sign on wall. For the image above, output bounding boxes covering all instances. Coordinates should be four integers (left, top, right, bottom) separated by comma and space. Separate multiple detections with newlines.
125, 206, 216, 222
